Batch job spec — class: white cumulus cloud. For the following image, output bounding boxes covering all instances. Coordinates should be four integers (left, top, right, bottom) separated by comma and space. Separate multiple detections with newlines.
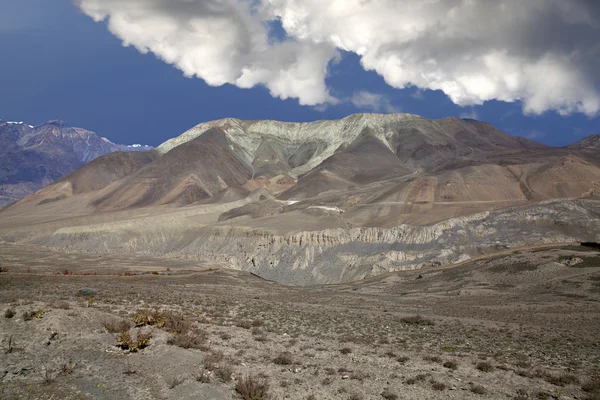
74, 0, 600, 116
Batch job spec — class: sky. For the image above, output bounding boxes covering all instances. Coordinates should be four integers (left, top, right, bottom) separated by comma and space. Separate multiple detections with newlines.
0, 0, 599, 147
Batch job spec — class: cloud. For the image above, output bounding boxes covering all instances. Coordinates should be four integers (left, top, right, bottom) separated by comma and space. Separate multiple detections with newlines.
74, 0, 600, 116
72, 0, 337, 106
459, 108, 479, 120
350, 91, 400, 113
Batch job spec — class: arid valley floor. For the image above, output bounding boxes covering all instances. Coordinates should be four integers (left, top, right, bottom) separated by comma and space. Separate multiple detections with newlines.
1, 242, 599, 400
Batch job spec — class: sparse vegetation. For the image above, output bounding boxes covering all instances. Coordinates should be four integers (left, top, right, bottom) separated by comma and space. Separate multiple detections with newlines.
133, 309, 167, 327
340, 347, 352, 354
4, 308, 15, 318
476, 361, 495, 372
115, 329, 151, 352
23, 309, 44, 321
401, 315, 434, 326
273, 351, 293, 365
381, 389, 398, 400
470, 384, 486, 395
406, 374, 428, 385
236, 374, 270, 400
443, 360, 458, 370
166, 375, 185, 389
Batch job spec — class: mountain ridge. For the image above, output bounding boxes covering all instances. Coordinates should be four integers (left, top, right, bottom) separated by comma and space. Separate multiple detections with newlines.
0, 119, 152, 208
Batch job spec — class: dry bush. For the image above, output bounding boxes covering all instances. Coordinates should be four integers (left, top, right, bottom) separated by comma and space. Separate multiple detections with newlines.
133, 309, 167, 327
396, 356, 409, 364
116, 329, 151, 352
406, 374, 428, 385
582, 377, 600, 393
163, 311, 192, 334
543, 372, 579, 387
166, 375, 185, 389
102, 317, 133, 333
215, 363, 234, 382
4, 308, 15, 319
203, 350, 224, 370
236, 374, 270, 400
381, 389, 398, 400
470, 385, 486, 395
168, 329, 207, 350
476, 361, 495, 372
236, 320, 252, 329
195, 369, 211, 383
424, 355, 442, 363
401, 315, 434, 326
443, 360, 459, 370
431, 380, 446, 391
340, 347, 352, 355
23, 309, 44, 321
273, 351, 293, 365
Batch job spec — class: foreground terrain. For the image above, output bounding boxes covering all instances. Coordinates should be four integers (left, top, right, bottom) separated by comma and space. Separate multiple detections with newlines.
1, 243, 599, 399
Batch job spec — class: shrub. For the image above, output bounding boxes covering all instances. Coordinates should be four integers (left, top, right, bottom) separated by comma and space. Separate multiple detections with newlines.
476, 361, 495, 372
4, 308, 15, 319
424, 355, 442, 363
396, 356, 409, 364
381, 389, 398, 400
470, 385, 486, 395
543, 372, 579, 387
401, 315, 434, 326
236, 320, 252, 329
116, 329, 151, 352
168, 330, 207, 350
23, 309, 44, 321
236, 374, 270, 400
195, 369, 211, 383
406, 374, 427, 385
431, 381, 446, 391
273, 351, 293, 365
166, 375, 185, 389
133, 309, 167, 328
582, 377, 600, 393
215, 363, 234, 382
443, 360, 458, 370
340, 347, 352, 355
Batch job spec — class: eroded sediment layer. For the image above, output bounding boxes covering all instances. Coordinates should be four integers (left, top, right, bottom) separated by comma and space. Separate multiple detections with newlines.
1, 199, 598, 285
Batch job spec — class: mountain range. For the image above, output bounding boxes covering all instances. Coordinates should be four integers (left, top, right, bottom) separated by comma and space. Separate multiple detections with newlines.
1, 113, 599, 284
0, 120, 152, 208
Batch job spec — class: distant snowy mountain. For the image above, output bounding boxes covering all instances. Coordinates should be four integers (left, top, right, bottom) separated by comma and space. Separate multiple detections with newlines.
0, 119, 152, 208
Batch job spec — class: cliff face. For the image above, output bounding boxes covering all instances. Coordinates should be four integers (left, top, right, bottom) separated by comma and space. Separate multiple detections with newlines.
3, 199, 595, 285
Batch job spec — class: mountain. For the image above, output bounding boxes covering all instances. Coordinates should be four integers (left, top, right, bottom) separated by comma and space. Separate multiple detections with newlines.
0, 120, 152, 208
567, 134, 600, 149
1, 113, 599, 285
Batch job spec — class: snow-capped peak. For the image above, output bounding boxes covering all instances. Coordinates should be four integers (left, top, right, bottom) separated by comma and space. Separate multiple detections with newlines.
128, 144, 142, 148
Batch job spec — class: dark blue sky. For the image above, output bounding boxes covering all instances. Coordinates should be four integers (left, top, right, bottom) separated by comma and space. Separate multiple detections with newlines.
0, 0, 598, 147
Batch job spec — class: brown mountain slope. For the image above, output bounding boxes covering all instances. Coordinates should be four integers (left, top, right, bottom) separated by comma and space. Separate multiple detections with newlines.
8, 151, 159, 209
89, 128, 252, 210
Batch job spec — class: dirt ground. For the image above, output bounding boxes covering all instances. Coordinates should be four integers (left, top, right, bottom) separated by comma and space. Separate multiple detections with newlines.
1, 243, 599, 400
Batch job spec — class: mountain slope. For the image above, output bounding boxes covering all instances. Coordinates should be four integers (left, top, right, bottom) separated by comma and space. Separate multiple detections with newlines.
0, 120, 152, 208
